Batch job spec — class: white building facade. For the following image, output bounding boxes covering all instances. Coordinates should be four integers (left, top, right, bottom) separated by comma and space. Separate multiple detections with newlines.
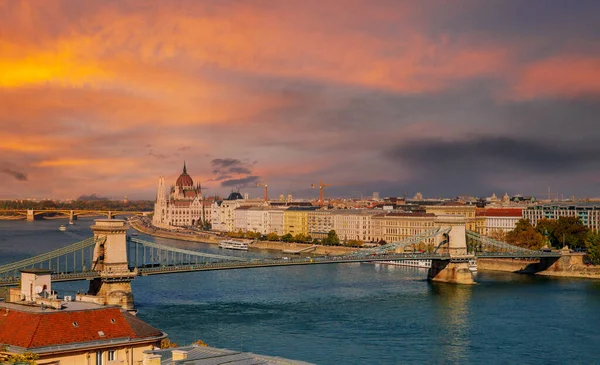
152, 163, 207, 229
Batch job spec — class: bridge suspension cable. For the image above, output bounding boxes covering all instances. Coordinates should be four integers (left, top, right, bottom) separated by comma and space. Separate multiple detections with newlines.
354, 227, 447, 256
466, 230, 536, 253
126, 237, 248, 263
0, 236, 100, 278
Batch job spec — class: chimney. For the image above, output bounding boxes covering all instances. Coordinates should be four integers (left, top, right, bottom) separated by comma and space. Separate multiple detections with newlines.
143, 354, 162, 365
19, 269, 52, 302
171, 350, 188, 361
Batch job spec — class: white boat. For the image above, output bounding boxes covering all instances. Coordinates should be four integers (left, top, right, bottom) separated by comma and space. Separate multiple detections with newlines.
380, 259, 432, 268
58, 225, 67, 232
218, 239, 249, 251
469, 259, 478, 273
68, 220, 74, 225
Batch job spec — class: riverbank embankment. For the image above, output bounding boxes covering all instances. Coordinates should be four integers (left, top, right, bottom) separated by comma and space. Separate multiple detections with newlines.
478, 257, 600, 280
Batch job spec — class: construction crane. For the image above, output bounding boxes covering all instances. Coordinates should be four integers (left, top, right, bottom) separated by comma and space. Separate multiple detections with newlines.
256, 182, 269, 202
311, 179, 330, 206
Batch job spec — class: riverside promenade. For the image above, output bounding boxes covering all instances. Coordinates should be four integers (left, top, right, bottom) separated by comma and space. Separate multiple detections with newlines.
129, 220, 356, 255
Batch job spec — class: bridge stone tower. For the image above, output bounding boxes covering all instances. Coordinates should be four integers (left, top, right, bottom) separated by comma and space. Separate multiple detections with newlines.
87, 219, 136, 312
428, 215, 475, 285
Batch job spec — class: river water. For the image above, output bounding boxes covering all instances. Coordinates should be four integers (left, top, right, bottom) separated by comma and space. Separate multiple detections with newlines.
1, 218, 599, 364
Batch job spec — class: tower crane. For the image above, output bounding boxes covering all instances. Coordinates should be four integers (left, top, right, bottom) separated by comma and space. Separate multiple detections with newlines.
256, 182, 269, 202
311, 179, 330, 207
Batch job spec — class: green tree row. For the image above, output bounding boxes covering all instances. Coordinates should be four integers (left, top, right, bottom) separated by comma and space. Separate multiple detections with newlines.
505, 217, 600, 264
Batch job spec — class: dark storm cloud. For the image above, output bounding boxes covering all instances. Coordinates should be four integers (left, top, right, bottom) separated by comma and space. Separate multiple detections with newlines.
387, 137, 600, 174
211, 158, 242, 169
382, 136, 600, 197
1, 168, 28, 181
228, 166, 252, 174
221, 176, 260, 188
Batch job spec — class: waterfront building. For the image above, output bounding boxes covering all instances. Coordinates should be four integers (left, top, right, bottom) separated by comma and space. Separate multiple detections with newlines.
152, 163, 206, 229
524, 203, 600, 231
283, 206, 319, 236
371, 212, 437, 246
425, 202, 477, 231
331, 210, 378, 242
0, 270, 165, 365
308, 210, 333, 239
210, 192, 263, 232
476, 208, 523, 235
241, 206, 287, 235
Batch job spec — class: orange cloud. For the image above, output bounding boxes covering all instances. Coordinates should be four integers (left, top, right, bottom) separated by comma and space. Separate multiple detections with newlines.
511, 56, 600, 99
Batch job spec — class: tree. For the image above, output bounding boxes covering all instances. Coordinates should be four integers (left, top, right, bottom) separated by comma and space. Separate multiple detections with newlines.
535, 219, 557, 247
266, 232, 279, 241
294, 233, 307, 243
160, 338, 178, 349
586, 231, 600, 265
553, 217, 589, 249
506, 219, 544, 250
323, 230, 340, 246
194, 339, 209, 347
346, 239, 363, 247
281, 233, 294, 242
5, 352, 39, 365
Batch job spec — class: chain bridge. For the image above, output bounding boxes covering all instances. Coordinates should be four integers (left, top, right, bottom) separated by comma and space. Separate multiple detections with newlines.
0, 218, 562, 310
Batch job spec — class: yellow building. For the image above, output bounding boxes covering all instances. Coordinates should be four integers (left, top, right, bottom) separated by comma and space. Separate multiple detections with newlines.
425, 203, 478, 231
308, 210, 333, 239
283, 207, 318, 236
371, 212, 437, 248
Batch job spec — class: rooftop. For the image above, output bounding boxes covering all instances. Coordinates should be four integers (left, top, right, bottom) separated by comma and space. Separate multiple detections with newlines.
0, 301, 164, 351
147, 344, 314, 365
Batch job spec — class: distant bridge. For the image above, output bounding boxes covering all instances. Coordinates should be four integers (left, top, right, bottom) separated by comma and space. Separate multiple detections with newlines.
0, 209, 151, 221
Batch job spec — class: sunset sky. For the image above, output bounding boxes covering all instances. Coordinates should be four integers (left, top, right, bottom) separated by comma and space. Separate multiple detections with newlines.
1, 0, 600, 200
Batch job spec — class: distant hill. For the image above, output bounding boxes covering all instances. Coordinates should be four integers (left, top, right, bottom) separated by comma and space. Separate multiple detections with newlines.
77, 194, 109, 201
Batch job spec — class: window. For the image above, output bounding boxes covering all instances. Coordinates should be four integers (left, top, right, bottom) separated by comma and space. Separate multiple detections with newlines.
96, 351, 104, 365
108, 350, 116, 361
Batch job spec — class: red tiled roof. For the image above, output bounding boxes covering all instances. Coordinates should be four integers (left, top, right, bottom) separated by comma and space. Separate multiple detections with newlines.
476, 208, 523, 217
0, 307, 162, 349
172, 201, 191, 207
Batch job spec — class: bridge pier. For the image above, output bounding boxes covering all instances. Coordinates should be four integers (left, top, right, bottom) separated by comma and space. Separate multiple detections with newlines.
107, 211, 113, 219
428, 260, 475, 285
87, 219, 136, 312
69, 210, 77, 221
428, 216, 475, 285
26, 209, 39, 221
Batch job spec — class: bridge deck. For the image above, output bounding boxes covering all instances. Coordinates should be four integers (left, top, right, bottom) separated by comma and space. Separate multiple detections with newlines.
0, 251, 561, 286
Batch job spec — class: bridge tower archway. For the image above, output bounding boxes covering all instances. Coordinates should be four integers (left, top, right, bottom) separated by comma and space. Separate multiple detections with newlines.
429, 216, 475, 285
87, 219, 136, 312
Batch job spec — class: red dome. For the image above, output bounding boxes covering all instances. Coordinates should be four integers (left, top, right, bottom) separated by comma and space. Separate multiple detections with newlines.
175, 162, 194, 187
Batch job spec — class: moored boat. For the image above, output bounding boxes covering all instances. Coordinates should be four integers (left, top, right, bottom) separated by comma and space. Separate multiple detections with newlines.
58, 225, 67, 232
218, 239, 249, 251
469, 259, 478, 272
379, 259, 432, 268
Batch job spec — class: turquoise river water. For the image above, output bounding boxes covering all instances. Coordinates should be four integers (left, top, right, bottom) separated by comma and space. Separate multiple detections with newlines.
1, 218, 599, 364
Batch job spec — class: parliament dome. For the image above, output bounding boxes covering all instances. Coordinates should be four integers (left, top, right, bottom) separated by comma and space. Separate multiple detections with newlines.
176, 162, 194, 187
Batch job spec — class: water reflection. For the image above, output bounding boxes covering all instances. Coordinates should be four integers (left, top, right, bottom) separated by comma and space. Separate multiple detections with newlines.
430, 282, 473, 363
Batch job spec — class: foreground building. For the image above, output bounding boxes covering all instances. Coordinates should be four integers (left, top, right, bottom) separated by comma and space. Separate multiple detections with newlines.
153, 163, 207, 229
0, 269, 165, 365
